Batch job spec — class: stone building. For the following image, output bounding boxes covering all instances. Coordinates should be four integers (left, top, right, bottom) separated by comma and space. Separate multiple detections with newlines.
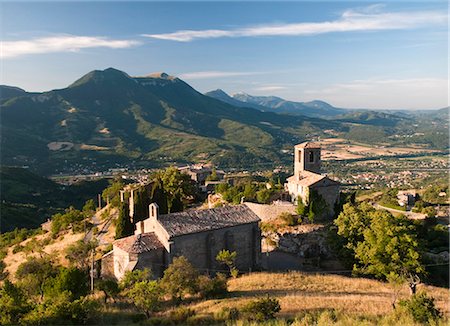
109, 204, 261, 280
285, 142, 340, 218
179, 164, 225, 185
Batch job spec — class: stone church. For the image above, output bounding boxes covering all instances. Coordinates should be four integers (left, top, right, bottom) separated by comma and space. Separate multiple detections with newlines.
285, 142, 340, 218
108, 204, 261, 280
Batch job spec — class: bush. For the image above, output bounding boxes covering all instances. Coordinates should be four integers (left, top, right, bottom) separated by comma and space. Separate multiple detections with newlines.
197, 273, 227, 299
241, 296, 281, 321
169, 307, 195, 324
399, 292, 441, 323
215, 307, 240, 322
279, 212, 300, 226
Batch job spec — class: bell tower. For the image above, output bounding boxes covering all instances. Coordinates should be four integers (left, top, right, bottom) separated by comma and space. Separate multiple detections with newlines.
294, 142, 321, 178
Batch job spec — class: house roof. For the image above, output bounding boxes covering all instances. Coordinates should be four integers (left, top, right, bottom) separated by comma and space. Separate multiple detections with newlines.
158, 204, 260, 237
295, 141, 321, 149
114, 233, 163, 254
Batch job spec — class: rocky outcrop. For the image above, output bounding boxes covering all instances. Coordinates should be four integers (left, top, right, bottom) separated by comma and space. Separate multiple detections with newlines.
263, 224, 333, 259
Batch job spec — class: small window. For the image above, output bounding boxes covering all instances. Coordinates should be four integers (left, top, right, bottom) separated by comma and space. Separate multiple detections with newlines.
309, 151, 314, 163
298, 150, 302, 163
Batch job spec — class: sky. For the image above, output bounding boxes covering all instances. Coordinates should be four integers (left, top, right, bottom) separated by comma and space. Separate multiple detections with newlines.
0, 1, 448, 109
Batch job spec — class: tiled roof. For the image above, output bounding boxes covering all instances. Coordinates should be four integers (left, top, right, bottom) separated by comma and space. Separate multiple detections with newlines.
114, 233, 163, 254
295, 141, 320, 149
287, 171, 339, 187
158, 204, 260, 237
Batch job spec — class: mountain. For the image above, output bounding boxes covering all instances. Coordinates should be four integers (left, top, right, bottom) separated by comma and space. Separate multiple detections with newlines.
0, 86, 30, 102
231, 92, 346, 117
204, 89, 269, 111
0, 68, 340, 174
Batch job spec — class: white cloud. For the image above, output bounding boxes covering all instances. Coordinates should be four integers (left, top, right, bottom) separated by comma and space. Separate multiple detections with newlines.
142, 7, 447, 42
253, 85, 287, 92
1, 35, 140, 59
303, 78, 448, 109
178, 71, 264, 79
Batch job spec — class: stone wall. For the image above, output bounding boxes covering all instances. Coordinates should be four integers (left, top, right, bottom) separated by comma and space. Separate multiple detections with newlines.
133, 248, 165, 278
245, 202, 297, 222
113, 246, 130, 280
311, 182, 340, 219
169, 222, 261, 273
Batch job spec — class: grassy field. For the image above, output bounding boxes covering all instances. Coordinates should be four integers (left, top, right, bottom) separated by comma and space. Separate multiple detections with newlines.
188, 272, 449, 319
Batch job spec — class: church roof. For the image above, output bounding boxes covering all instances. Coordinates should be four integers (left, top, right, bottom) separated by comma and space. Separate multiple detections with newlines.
158, 204, 260, 237
114, 233, 163, 254
287, 171, 338, 187
295, 141, 321, 149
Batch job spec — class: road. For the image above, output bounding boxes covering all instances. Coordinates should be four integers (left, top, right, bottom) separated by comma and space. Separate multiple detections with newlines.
84, 206, 116, 245
374, 203, 426, 220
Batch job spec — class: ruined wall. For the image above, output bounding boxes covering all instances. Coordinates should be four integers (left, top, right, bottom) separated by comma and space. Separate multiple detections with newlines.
169, 223, 261, 273
245, 202, 297, 222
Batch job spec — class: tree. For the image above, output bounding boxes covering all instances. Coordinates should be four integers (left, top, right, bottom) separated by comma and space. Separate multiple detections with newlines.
65, 240, 98, 270
296, 196, 307, 216
115, 201, 133, 239
119, 268, 152, 292
335, 202, 424, 280
216, 249, 238, 277
256, 189, 271, 204
160, 256, 199, 302
44, 267, 89, 301
156, 167, 195, 213
102, 179, 124, 207
16, 257, 57, 299
206, 168, 219, 181
0, 280, 31, 325
96, 278, 120, 303
82, 199, 96, 215
126, 280, 161, 318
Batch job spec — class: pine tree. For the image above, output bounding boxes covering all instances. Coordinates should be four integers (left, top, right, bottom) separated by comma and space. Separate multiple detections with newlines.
115, 202, 133, 239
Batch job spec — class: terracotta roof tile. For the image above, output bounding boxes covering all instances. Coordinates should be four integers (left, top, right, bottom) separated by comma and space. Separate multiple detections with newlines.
295, 141, 321, 149
114, 233, 163, 254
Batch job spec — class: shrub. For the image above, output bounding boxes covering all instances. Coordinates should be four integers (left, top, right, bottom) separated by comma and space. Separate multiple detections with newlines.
241, 296, 281, 321
169, 307, 195, 324
215, 307, 240, 322
120, 268, 152, 292
279, 212, 300, 226
197, 273, 227, 299
216, 249, 238, 277
399, 292, 441, 323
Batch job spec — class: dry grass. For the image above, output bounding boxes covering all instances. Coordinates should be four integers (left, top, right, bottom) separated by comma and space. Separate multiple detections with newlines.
189, 272, 449, 319
4, 232, 84, 280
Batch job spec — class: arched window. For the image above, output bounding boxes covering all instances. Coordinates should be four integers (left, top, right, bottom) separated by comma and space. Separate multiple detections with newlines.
309, 151, 314, 163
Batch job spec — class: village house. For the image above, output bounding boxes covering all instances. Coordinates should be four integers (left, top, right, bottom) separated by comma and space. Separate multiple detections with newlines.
178, 164, 225, 185
285, 142, 340, 218
106, 204, 261, 280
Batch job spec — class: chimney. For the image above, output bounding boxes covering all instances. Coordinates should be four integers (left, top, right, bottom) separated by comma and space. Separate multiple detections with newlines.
149, 203, 159, 220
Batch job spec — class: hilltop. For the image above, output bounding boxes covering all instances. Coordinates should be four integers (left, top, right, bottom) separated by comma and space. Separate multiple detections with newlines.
1, 68, 447, 176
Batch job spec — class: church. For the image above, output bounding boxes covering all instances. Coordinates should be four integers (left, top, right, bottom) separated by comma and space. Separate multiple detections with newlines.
285, 142, 340, 219
107, 204, 261, 280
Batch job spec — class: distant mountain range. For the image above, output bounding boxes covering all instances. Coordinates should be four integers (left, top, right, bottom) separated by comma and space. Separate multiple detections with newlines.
205, 89, 346, 118
1, 68, 447, 175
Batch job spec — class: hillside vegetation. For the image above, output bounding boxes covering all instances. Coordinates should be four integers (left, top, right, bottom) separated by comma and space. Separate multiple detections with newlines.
0, 166, 108, 232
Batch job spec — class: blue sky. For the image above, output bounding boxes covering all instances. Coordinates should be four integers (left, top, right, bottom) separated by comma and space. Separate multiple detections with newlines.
1, 1, 448, 109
